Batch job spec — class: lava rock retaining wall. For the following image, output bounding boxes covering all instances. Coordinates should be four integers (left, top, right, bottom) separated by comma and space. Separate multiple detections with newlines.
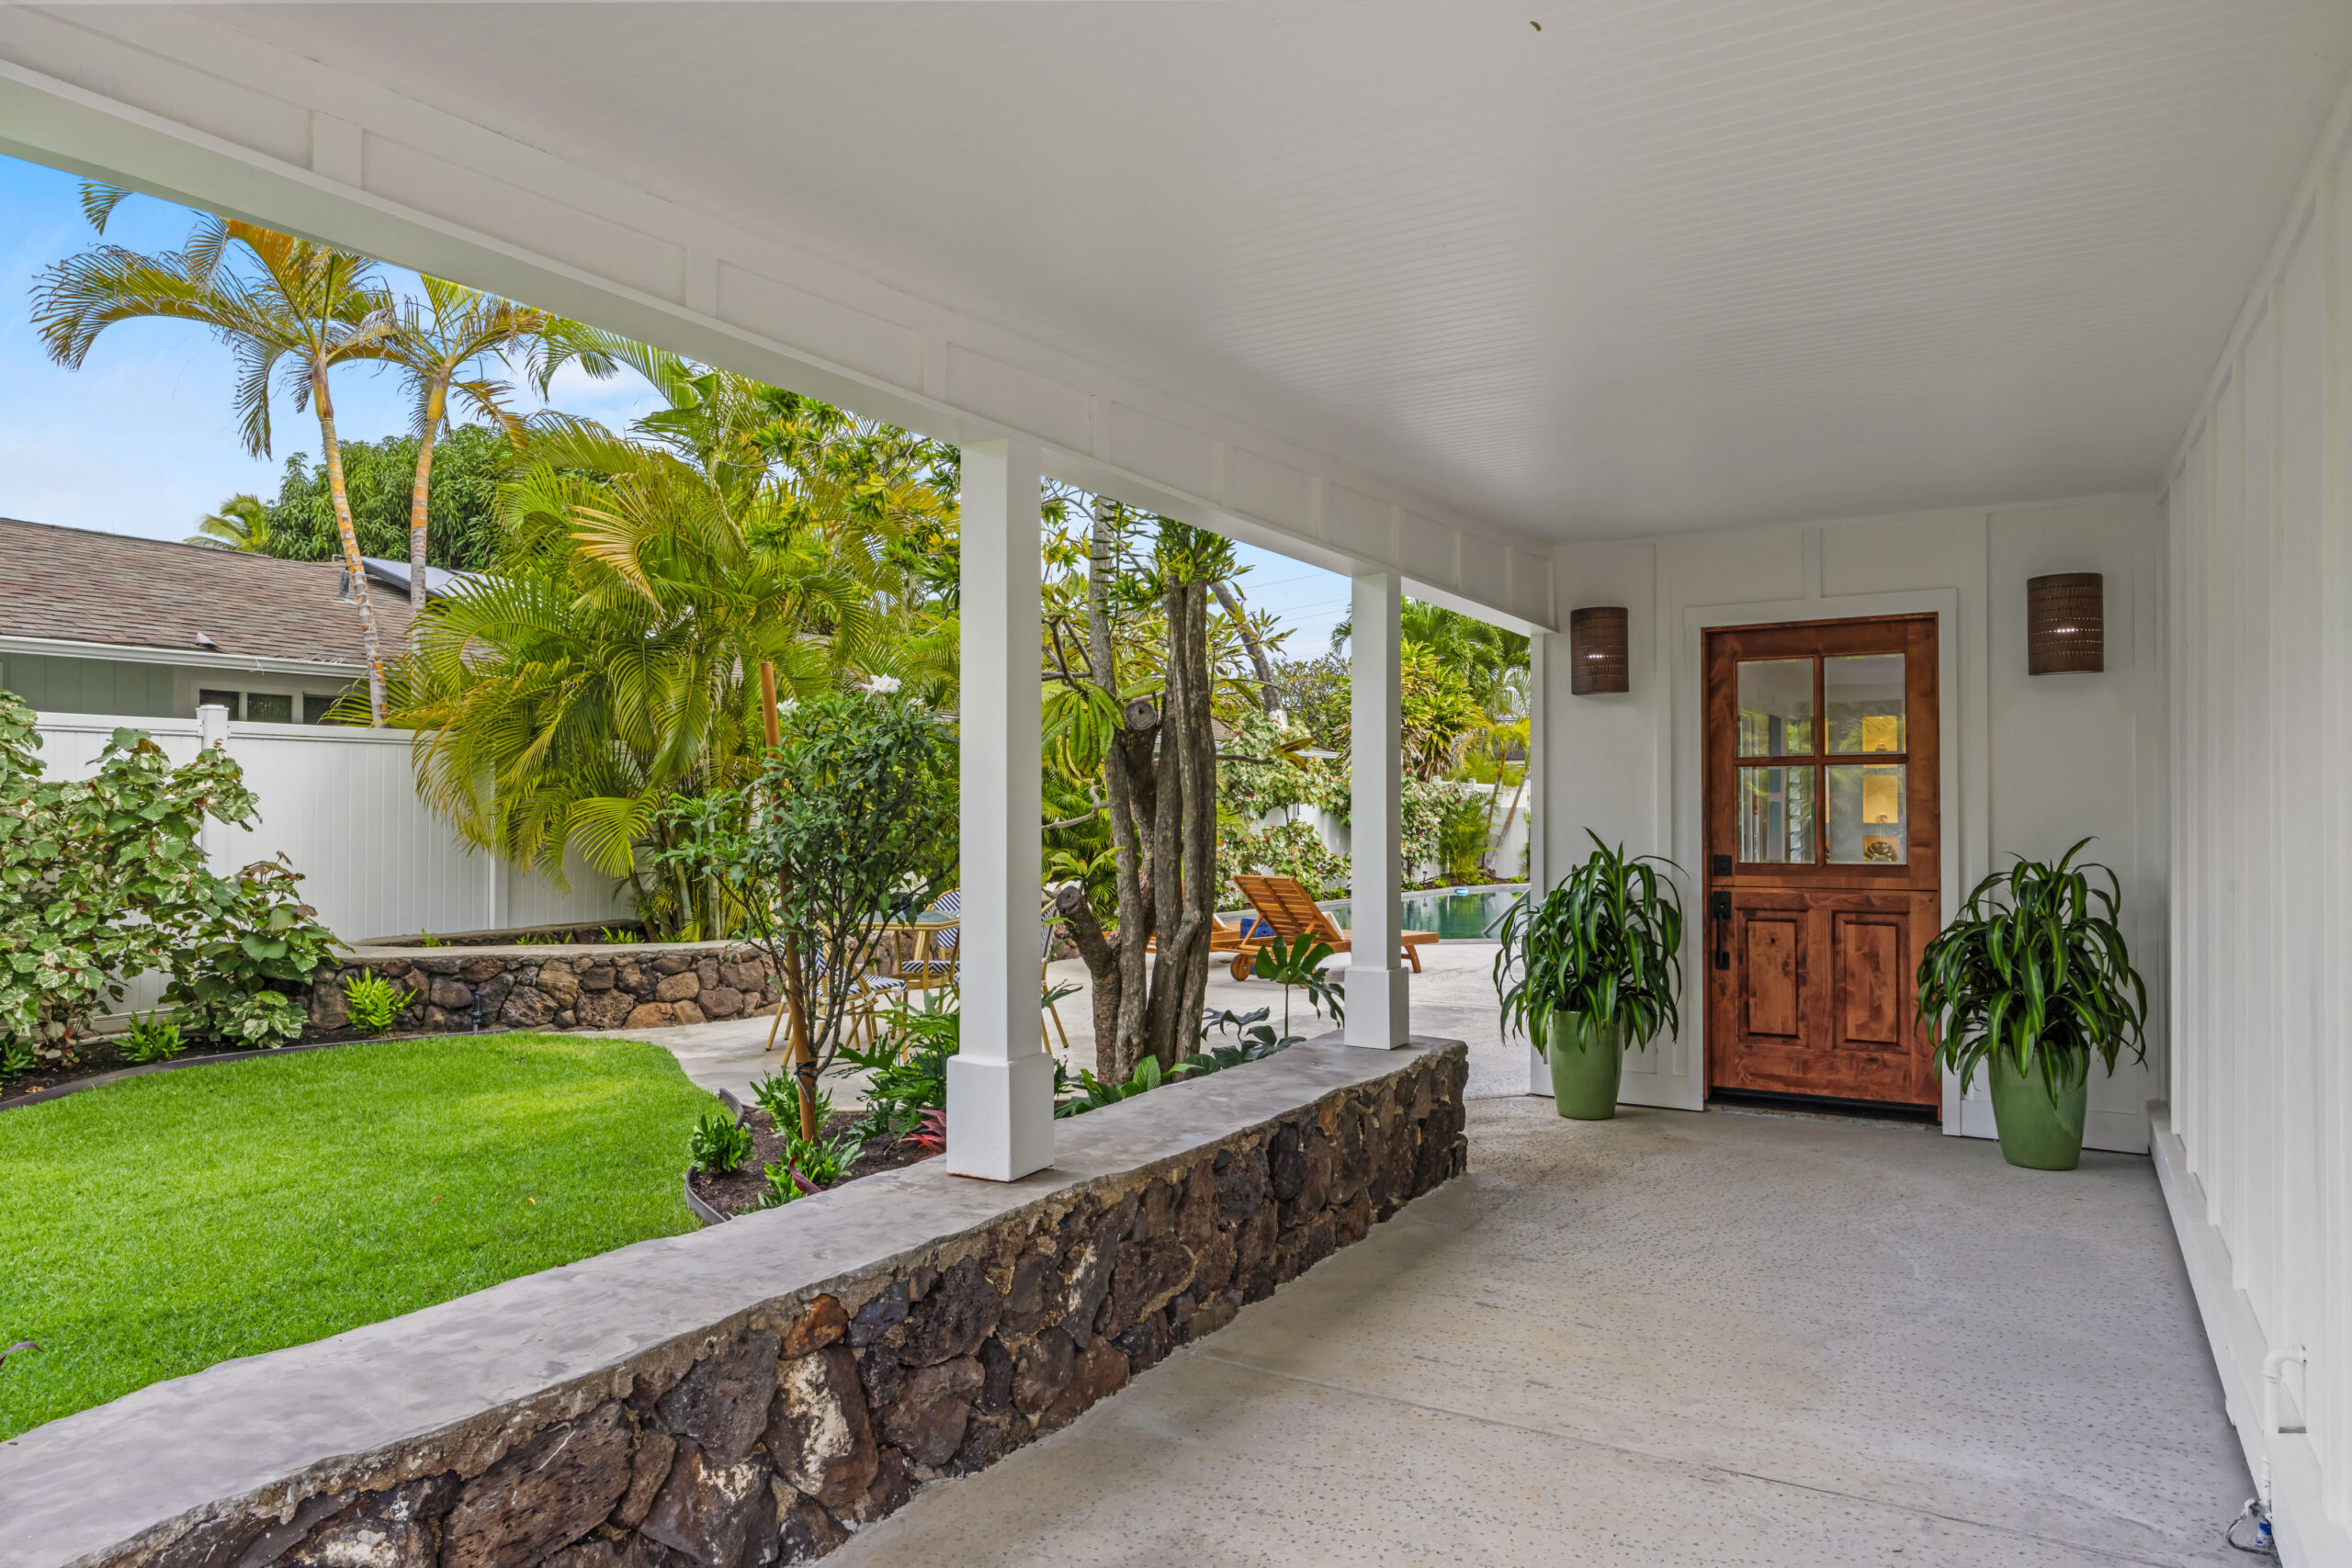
311, 944, 783, 1035
3, 1041, 1466, 1568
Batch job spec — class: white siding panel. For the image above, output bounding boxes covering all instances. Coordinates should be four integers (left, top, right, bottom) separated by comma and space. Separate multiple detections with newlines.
2159, 107, 2352, 1557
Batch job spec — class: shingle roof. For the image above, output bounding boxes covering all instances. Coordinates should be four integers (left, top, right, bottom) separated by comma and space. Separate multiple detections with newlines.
0, 516, 415, 668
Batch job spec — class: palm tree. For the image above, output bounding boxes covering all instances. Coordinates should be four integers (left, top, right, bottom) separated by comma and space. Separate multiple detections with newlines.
387, 348, 953, 931
34, 198, 401, 722
187, 493, 270, 552
354, 276, 547, 613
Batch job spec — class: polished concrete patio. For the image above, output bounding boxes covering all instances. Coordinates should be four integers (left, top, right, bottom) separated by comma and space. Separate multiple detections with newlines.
827, 1098, 2250, 1567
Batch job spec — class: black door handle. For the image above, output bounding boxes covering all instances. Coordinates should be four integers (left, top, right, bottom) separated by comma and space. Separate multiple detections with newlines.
1711, 891, 1731, 970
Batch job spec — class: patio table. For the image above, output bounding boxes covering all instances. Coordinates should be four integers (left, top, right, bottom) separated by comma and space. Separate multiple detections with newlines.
871, 915, 959, 989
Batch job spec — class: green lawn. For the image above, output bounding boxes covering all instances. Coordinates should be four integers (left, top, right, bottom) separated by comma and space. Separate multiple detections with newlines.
0, 1033, 716, 1438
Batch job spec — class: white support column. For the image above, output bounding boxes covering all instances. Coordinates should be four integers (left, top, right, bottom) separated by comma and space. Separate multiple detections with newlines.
1525, 630, 1552, 1095
946, 438, 1056, 1179
1346, 570, 1408, 1047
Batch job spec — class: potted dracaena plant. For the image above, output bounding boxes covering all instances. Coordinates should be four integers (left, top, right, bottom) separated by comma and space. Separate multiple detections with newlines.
1494, 832, 1685, 1120
1916, 839, 2146, 1170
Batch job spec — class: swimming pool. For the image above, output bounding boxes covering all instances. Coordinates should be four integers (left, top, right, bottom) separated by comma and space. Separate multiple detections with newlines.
1318, 886, 1526, 941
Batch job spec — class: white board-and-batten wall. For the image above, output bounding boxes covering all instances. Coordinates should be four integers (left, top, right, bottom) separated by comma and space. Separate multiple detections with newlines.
1530, 492, 2169, 1157
2152, 69, 2352, 1566
30, 712, 630, 1020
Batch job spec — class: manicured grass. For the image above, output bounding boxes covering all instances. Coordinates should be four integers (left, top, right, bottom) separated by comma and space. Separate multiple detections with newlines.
0, 1033, 716, 1438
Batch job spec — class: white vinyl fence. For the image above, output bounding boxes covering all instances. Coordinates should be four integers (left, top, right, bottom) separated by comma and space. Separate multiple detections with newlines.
32, 709, 630, 1021
1256, 778, 1532, 887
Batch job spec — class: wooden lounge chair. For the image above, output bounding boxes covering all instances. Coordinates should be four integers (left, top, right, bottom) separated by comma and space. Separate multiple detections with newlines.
1227, 874, 1439, 983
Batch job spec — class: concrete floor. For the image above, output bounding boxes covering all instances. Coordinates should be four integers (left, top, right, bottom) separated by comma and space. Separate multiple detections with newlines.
827, 1100, 2251, 1568
605, 941, 2251, 1563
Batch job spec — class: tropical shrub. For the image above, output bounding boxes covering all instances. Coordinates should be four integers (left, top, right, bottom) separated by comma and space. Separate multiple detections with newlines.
750, 1067, 832, 1132
1495, 832, 1686, 1057
119, 1012, 187, 1066
834, 990, 959, 1143
1436, 790, 1491, 883
164, 856, 338, 1049
688, 1111, 754, 1177
1917, 839, 2147, 1095
342, 970, 413, 1034
757, 1127, 865, 1207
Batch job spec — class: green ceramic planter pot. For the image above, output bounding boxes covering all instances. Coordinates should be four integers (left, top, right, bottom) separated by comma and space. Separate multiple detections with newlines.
1547, 1010, 1625, 1120
1988, 1052, 2090, 1170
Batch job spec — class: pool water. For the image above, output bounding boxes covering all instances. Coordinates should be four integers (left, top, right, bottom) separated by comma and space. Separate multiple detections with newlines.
1320, 886, 1525, 940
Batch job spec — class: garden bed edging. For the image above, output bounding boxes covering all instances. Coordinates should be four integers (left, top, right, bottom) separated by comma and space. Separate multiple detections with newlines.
0, 1035, 1468, 1568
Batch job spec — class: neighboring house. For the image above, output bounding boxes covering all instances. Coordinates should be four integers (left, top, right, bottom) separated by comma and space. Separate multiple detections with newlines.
0, 515, 417, 721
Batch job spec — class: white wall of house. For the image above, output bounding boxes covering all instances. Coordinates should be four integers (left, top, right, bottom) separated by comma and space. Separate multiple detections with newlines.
31, 712, 630, 1019
2155, 78, 2352, 1566
1536, 493, 2169, 1154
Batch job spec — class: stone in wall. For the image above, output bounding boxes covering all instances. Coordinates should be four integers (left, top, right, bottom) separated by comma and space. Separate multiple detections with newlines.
127, 1046, 1467, 1568
307, 944, 781, 1040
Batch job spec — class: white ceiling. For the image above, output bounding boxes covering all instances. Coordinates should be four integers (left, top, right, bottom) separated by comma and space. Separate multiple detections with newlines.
196, 1, 2352, 541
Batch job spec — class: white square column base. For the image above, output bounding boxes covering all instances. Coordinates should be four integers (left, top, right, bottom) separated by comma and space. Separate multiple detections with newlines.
1528, 1042, 1550, 1095
944, 1052, 1057, 1180
1342, 965, 1410, 1049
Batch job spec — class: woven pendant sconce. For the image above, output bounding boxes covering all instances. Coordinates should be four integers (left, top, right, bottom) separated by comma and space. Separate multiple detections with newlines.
1569, 605, 1629, 694
2027, 573, 2104, 675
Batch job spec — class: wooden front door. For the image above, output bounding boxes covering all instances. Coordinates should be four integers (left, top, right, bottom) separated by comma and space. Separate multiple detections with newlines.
1702, 615, 1940, 1109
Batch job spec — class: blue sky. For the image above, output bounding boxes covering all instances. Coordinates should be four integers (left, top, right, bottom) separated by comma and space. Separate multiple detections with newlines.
0, 151, 1349, 650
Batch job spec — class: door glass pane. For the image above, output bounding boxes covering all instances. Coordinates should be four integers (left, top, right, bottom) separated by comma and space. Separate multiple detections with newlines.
1738, 766, 1815, 863
1737, 659, 1815, 754
1825, 654, 1905, 754
1827, 763, 1906, 863
244, 692, 293, 724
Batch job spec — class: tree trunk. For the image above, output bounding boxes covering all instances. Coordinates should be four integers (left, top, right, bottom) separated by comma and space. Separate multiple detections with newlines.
1140, 581, 1216, 1073
1211, 579, 1282, 717
312, 361, 385, 726
1088, 500, 1154, 1083
406, 376, 447, 619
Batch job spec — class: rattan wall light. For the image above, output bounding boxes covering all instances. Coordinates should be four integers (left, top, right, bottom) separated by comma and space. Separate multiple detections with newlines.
1569, 605, 1629, 694
2027, 572, 2104, 675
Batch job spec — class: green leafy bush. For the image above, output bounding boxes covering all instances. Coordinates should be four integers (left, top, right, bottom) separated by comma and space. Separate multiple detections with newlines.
164, 856, 338, 1049
1436, 790, 1491, 883
0, 687, 322, 1066
834, 990, 958, 1142
342, 970, 413, 1034
757, 1127, 865, 1208
119, 1012, 186, 1066
688, 1111, 755, 1177
750, 1067, 831, 1133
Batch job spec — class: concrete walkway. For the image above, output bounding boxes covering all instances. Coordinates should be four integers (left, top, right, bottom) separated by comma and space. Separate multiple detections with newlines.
608, 940, 1526, 1105
829, 1100, 2250, 1567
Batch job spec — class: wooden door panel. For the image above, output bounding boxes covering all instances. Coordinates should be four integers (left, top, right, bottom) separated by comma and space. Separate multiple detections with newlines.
1832, 914, 1904, 1047
1703, 615, 1940, 1111
1741, 916, 1803, 1038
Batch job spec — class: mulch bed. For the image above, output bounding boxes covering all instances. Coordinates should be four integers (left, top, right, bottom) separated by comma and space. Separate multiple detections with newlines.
688, 1109, 937, 1218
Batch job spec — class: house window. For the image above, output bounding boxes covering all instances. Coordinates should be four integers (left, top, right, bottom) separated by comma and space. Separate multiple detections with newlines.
198, 688, 241, 717
303, 694, 338, 725
245, 692, 293, 724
